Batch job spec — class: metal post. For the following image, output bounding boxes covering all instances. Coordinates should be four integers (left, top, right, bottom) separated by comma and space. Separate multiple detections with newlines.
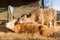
39, 0, 44, 8
8, 5, 14, 21
42, 0, 44, 8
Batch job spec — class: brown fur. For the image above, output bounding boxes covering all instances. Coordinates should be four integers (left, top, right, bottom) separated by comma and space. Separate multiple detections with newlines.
41, 25, 53, 37
14, 23, 41, 34
14, 23, 23, 33
38, 9, 56, 25
29, 8, 56, 27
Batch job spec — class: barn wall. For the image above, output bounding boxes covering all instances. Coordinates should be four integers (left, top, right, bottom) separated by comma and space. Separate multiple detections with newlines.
0, 0, 8, 7
9, 0, 38, 6
0, 0, 39, 7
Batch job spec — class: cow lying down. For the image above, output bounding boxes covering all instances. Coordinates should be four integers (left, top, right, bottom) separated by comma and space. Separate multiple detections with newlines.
5, 18, 39, 33
5, 18, 53, 37
14, 23, 53, 37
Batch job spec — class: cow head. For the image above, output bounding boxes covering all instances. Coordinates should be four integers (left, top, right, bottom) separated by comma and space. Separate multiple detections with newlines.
5, 19, 17, 31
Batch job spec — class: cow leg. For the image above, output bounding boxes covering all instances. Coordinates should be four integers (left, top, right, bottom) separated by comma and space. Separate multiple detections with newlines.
47, 22, 52, 28
49, 22, 52, 28
54, 20, 56, 27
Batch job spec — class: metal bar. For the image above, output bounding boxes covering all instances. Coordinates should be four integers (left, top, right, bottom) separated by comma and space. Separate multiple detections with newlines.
41, 0, 44, 8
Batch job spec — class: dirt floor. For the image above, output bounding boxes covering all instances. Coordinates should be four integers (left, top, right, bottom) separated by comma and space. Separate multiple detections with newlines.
0, 25, 60, 40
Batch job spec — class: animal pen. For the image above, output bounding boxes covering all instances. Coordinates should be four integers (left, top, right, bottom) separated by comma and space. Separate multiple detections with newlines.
0, 0, 60, 40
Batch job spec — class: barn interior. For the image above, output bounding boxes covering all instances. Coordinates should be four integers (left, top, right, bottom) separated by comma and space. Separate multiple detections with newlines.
0, 0, 60, 40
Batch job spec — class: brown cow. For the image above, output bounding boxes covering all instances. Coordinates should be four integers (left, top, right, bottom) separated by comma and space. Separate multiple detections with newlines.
38, 8, 57, 27
29, 8, 56, 27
